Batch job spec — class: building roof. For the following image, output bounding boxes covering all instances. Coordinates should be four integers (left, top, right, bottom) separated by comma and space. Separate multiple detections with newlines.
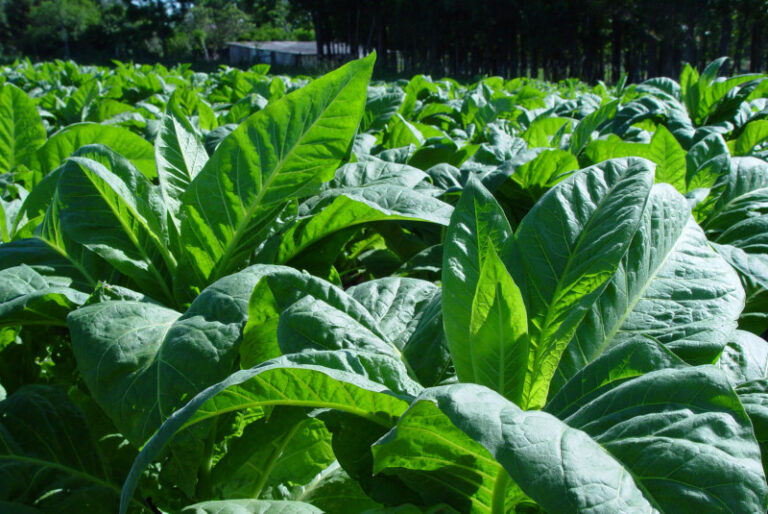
227, 41, 317, 55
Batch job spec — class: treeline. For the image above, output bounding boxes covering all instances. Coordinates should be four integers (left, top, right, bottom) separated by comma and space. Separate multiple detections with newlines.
1, 0, 765, 82
0, 0, 312, 64
299, 0, 768, 81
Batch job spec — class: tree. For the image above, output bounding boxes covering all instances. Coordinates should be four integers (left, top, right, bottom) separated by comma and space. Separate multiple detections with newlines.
27, 0, 100, 59
183, 1, 253, 61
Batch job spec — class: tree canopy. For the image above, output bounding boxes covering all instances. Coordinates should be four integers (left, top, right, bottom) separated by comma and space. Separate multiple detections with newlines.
0, 0, 766, 80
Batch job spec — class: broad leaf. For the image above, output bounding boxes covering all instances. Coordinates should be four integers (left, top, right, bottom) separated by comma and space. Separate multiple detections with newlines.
442, 175, 513, 388
569, 99, 619, 155
155, 102, 208, 222
56, 156, 175, 305
0, 264, 87, 327
648, 125, 686, 191
720, 330, 768, 470
0, 84, 46, 174
29, 123, 156, 181
555, 365, 767, 512
241, 267, 388, 367
401, 292, 453, 387
377, 384, 655, 513
120, 350, 418, 514
685, 133, 730, 191
0, 385, 129, 513
553, 184, 744, 391
256, 181, 451, 266
210, 408, 334, 500
177, 499, 322, 514
712, 243, 768, 334
277, 295, 398, 357
178, 54, 375, 292
467, 245, 528, 403
701, 157, 768, 255
362, 89, 405, 132
515, 158, 653, 408
347, 278, 438, 351
732, 119, 768, 155
373, 397, 530, 512
68, 264, 285, 446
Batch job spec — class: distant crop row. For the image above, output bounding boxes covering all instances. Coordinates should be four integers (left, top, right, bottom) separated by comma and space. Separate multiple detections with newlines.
1, 55, 768, 513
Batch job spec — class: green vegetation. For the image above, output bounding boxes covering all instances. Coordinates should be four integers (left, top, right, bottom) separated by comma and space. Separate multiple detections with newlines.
0, 0, 312, 63
0, 1, 766, 83
305, 0, 768, 81
2, 55, 768, 513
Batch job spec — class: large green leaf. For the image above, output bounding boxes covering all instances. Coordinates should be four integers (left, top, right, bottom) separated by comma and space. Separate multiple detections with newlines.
731, 119, 768, 156
720, 330, 768, 386
119, 351, 418, 514
347, 278, 438, 351
155, 102, 208, 223
569, 99, 619, 155
395, 366, 767, 514
712, 243, 768, 334
56, 156, 175, 305
514, 158, 653, 409
68, 265, 285, 446
0, 264, 87, 327
701, 156, 768, 254
373, 396, 530, 513
386, 114, 425, 149
277, 296, 399, 358
553, 184, 744, 391
522, 117, 572, 148
240, 267, 389, 367
376, 384, 655, 513
584, 126, 685, 192
465, 245, 528, 403
719, 330, 768, 471
685, 133, 730, 191
442, 175, 513, 389
362, 88, 405, 133
30, 176, 112, 290
555, 365, 767, 512
177, 54, 374, 292
546, 339, 688, 418
0, 84, 46, 174
210, 408, 334, 500
256, 181, 451, 266
29, 123, 156, 180
176, 500, 322, 514
648, 125, 686, 191
0, 385, 134, 513
401, 292, 453, 387
495, 149, 579, 223
732, 378, 768, 476
0, 236, 102, 293
11, 167, 61, 239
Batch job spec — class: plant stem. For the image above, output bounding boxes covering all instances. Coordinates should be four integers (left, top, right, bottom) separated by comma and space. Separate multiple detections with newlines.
196, 418, 218, 499
492, 467, 511, 514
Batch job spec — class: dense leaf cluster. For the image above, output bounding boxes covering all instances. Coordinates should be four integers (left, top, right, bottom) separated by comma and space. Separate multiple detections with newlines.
1, 55, 768, 513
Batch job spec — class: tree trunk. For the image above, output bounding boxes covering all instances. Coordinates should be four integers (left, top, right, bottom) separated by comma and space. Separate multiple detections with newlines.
750, 16, 765, 72
611, 18, 623, 83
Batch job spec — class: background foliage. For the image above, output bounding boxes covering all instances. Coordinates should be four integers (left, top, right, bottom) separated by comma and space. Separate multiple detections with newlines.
0, 0, 766, 81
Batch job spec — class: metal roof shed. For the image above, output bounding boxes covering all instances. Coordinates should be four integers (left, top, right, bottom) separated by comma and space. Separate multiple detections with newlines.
228, 41, 318, 67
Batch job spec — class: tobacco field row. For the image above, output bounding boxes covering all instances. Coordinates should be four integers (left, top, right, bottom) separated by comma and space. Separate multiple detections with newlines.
1, 54, 768, 513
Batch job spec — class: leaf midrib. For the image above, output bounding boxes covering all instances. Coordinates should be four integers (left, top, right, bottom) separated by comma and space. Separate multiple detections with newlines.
523, 166, 648, 406
211, 70, 362, 281
586, 215, 689, 365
